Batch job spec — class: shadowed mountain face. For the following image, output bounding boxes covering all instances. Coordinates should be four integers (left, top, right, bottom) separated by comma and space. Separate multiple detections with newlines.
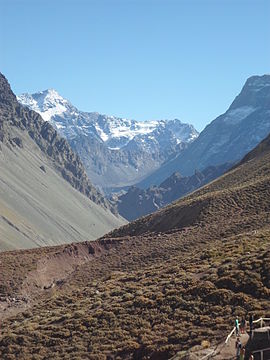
239, 130, 270, 165
18, 90, 198, 191
114, 163, 231, 221
1, 130, 270, 359
0, 73, 125, 250
138, 75, 270, 188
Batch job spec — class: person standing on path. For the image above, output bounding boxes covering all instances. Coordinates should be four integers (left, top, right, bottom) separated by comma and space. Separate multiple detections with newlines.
239, 347, 245, 360
235, 337, 241, 359
235, 316, 240, 336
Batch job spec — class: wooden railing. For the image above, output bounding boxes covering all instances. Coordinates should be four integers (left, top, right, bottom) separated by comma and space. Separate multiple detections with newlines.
199, 317, 270, 360
199, 348, 217, 360
225, 326, 236, 344
225, 317, 270, 344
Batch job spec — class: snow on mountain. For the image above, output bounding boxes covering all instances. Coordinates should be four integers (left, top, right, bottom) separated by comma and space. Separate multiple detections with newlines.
17, 89, 198, 190
222, 106, 256, 125
246, 76, 270, 92
18, 89, 71, 122
17, 90, 198, 149
94, 117, 160, 149
137, 74, 270, 188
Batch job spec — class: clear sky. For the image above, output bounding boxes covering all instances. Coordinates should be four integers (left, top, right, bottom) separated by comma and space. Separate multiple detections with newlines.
0, 0, 269, 131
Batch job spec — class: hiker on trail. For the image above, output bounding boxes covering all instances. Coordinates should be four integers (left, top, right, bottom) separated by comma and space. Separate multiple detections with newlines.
240, 316, 246, 334
249, 313, 254, 334
235, 316, 240, 336
235, 337, 242, 359
239, 347, 245, 360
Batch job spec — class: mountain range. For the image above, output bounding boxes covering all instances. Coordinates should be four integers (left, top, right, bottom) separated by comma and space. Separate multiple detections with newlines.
0, 73, 125, 251
111, 75, 270, 220
1, 122, 270, 359
1, 71, 270, 359
18, 75, 270, 206
18, 90, 198, 191
138, 74, 270, 188
114, 162, 231, 221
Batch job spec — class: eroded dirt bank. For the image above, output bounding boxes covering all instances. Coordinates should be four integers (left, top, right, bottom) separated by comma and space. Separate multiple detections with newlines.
0, 238, 125, 322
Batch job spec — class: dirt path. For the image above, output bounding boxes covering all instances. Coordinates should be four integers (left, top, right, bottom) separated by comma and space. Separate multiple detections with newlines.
212, 333, 249, 359
171, 333, 249, 359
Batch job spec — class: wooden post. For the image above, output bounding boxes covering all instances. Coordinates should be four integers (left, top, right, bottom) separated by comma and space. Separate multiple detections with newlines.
260, 318, 263, 328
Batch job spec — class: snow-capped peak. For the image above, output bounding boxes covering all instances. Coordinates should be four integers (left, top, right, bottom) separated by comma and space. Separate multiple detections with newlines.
18, 89, 72, 122
17, 90, 199, 148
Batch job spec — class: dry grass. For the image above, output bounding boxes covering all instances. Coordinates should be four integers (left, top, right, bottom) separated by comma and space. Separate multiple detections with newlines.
1, 227, 270, 359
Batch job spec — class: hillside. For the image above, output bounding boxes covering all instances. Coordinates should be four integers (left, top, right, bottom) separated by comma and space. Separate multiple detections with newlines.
18, 90, 198, 191
0, 73, 125, 250
239, 130, 270, 165
138, 74, 270, 188
0, 132, 270, 358
109, 131, 270, 238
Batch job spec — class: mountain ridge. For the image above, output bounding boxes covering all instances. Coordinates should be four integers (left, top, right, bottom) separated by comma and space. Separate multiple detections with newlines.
1, 73, 114, 212
18, 90, 198, 190
137, 74, 270, 188
0, 73, 125, 250
114, 162, 232, 221
108, 129, 270, 238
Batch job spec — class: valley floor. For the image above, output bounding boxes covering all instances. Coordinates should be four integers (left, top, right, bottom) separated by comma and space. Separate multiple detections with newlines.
0, 222, 269, 359
1, 137, 270, 359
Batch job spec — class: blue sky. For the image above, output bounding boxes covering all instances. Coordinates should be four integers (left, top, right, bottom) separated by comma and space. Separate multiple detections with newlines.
0, 0, 269, 131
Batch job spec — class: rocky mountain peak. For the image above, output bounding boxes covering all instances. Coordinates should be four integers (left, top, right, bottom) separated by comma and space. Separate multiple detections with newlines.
20, 88, 68, 107
18, 89, 199, 189
0, 73, 17, 106
137, 74, 270, 188
18, 89, 199, 147
18, 89, 75, 122
229, 74, 270, 110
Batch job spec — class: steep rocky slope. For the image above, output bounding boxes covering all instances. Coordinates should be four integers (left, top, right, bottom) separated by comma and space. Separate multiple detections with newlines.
0, 74, 114, 211
1, 132, 270, 359
18, 90, 198, 190
139, 74, 270, 188
114, 163, 231, 221
0, 73, 125, 250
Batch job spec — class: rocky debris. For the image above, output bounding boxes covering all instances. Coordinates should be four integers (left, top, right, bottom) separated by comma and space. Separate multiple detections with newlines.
11, 137, 23, 148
